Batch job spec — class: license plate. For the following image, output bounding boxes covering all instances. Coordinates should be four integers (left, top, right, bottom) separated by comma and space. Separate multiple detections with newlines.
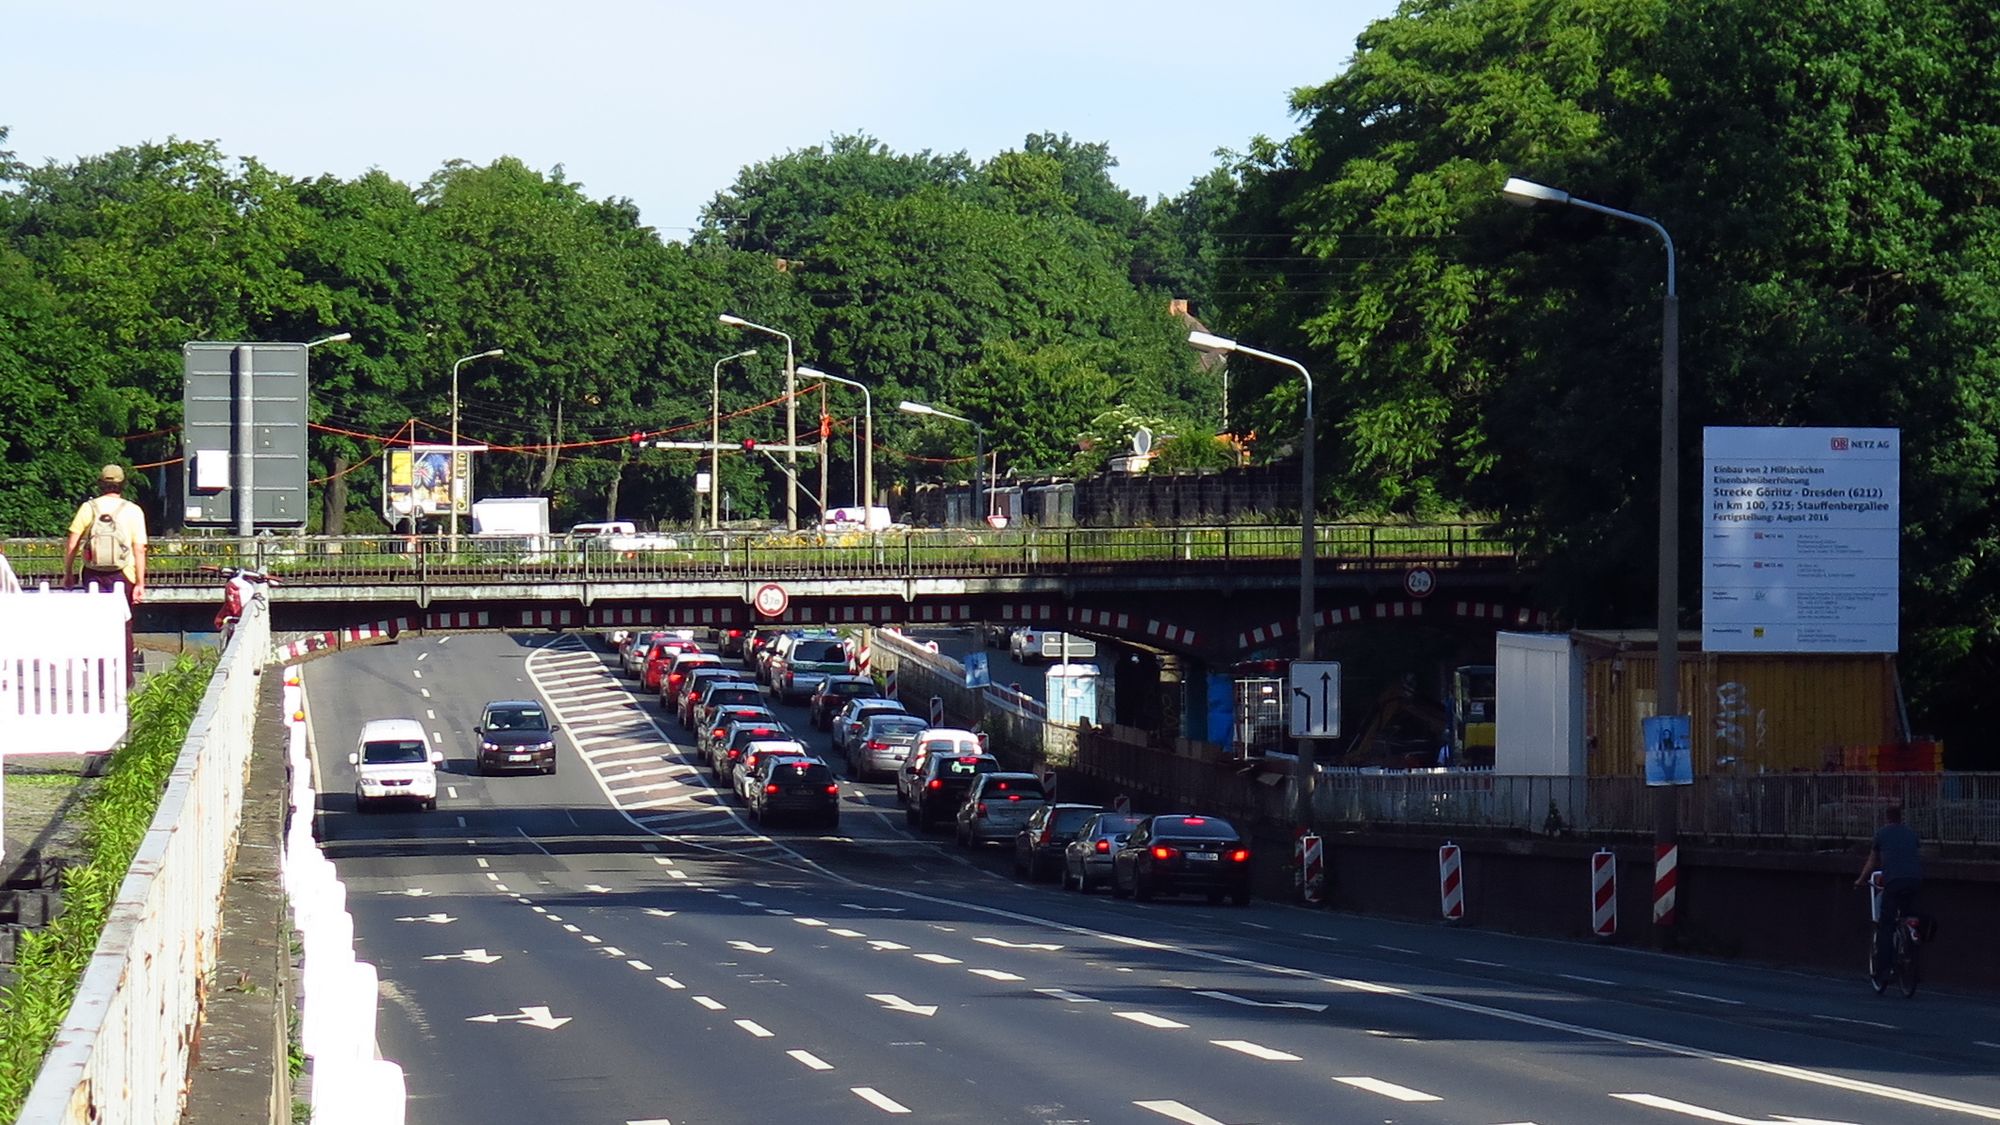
510, 753, 532, 761
1187, 851, 1219, 862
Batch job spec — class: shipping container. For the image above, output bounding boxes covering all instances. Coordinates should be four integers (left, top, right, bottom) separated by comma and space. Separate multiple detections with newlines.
1575, 630, 1902, 776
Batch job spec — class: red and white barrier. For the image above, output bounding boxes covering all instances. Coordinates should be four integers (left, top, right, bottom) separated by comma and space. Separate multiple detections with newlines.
1591, 849, 1617, 938
1296, 832, 1325, 905
1652, 842, 1678, 927
1438, 841, 1465, 922
850, 639, 872, 674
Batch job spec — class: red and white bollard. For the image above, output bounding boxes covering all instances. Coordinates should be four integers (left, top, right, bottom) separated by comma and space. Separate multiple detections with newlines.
850, 639, 872, 675
1438, 841, 1465, 922
1590, 849, 1617, 939
1295, 832, 1325, 905
1652, 842, 1678, 927
884, 668, 898, 699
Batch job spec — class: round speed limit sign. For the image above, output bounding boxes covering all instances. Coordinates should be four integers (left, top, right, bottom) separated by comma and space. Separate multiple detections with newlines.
1403, 566, 1436, 599
752, 582, 789, 618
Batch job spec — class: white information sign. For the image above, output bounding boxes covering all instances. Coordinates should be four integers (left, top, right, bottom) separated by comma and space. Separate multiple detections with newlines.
1702, 427, 1898, 653
1287, 661, 1341, 739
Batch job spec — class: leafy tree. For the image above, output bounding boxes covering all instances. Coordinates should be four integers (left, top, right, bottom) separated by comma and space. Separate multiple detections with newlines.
1148, 431, 1240, 475
694, 133, 973, 257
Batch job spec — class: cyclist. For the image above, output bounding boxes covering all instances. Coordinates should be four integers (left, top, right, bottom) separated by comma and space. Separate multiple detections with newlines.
1854, 803, 1922, 985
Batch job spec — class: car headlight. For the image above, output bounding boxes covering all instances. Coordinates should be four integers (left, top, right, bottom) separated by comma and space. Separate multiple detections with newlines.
481, 741, 500, 751
535, 741, 554, 751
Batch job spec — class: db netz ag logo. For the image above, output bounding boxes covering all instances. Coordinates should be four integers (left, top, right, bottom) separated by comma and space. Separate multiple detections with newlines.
1829, 435, 1891, 451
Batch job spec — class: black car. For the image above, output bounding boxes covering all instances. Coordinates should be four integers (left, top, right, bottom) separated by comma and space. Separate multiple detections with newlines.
808, 675, 881, 730
474, 700, 559, 775
1111, 814, 1253, 905
710, 719, 793, 777
905, 751, 998, 831
751, 757, 841, 828
1013, 803, 1103, 882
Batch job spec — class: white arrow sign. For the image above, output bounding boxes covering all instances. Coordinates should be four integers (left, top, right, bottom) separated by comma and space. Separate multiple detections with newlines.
394, 913, 457, 925
1193, 989, 1328, 1013
584, 884, 613, 894
379, 888, 434, 897
728, 941, 773, 954
466, 1005, 572, 1030
867, 993, 938, 1017
840, 903, 905, 912
643, 908, 678, 919
424, 948, 502, 964
976, 937, 1064, 951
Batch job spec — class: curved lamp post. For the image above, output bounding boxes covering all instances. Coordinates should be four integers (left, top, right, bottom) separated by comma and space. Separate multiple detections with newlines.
898, 399, 985, 526
449, 347, 504, 551
799, 366, 872, 520
710, 348, 759, 529
719, 314, 798, 530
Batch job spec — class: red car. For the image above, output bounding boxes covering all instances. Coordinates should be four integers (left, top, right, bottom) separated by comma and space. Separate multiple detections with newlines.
642, 638, 702, 691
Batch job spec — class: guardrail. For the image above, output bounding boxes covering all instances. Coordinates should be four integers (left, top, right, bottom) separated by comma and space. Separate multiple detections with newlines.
0, 522, 1512, 588
18, 600, 268, 1124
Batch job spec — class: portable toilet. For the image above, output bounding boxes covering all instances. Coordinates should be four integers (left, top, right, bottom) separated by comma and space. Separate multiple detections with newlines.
1046, 663, 1099, 725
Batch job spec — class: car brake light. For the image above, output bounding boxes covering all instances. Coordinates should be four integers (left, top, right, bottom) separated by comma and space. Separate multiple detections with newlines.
1184, 817, 1207, 825
1094, 840, 1110, 854
711, 728, 725, 739
1006, 794, 1021, 801
1151, 845, 1176, 861
727, 749, 741, 760
824, 784, 840, 795
957, 756, 980, 764
866, 740, 888, 751
765, 783, 779, 794
927, 779, 943, 790
975, 802, 988, 818
1229, 848, 1251, 862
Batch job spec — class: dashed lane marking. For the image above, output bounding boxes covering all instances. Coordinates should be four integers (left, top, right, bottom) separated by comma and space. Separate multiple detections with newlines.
1133, 1101, 1228, 1125
915, 953, 961, 965
693, 996, 725, 1011
1211, 1040, 1300, 1061
851, 1088, 911, 1115
1335, 1076, 1441, 1102
969, 969, 1024, 981
1668, 989, 1745, 1006
788, 1050, 833, 1071
1116, 1012, 1188, 1029
735, 1019, 774, 1038
656, 976, 684, 989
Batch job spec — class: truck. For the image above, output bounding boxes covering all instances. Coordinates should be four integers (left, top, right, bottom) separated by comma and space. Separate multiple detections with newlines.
470, 497, 551, 562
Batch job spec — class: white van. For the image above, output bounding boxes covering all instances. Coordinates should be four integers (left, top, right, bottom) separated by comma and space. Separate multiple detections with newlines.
349, 717, 443, 812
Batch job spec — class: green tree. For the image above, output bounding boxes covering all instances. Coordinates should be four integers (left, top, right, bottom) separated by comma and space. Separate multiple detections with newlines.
694, 133, 973, 258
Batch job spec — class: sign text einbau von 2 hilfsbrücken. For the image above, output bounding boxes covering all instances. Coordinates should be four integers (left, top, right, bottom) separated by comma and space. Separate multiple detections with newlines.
1701, 426, 1899, 654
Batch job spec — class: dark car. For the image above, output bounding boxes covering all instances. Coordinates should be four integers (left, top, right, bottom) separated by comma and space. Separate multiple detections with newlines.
699, 703, 776, 758
905, 751, 998, 831
1111, 814, 1253, 905
808, 675, 881, 730
744, 626, 788, 669
680, 666, 755, 727
717, 626, 750, 658
711, 719, 792, 777
751, 756, 841, 829
693, 684, 765, 736
474, 700, 559, 775
1013, 803, 1104, 882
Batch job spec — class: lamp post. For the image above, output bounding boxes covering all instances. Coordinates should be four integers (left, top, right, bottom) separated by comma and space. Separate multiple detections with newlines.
1187, 330, 1316, 827
799, 366, 872, 521
305, 332, 353, 350
710, 348, 759, 529
1502, 175, 1681, 851
897, 399, 983, 526
449, 347, 504, 552
719, 314, 798, 530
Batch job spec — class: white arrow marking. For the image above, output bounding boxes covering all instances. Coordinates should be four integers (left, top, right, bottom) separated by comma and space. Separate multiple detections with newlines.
423, 948, 502, 964
643, 908, 678, 919
584, 884, 613, 894
379, 888, 433, 897
867, 993, 938, 1017
465, 1005, 571, 1030
976, 937, 1064, 951
394, 913, 456, 925
840, 903, 905, 912
728, 941, 773, 954
1194, 990, 1328, 1013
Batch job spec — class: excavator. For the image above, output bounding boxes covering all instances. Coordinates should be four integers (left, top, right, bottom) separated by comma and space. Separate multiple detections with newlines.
1338, 665, 1496, 769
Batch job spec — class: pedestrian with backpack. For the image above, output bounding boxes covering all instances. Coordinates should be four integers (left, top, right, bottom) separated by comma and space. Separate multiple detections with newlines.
62, 463, 148, 682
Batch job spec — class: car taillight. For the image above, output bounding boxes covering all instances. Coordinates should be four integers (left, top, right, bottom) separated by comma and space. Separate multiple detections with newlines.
1006, 794, 1021, 801
866, 740, 888, 751
1151, 845, 1177, 861
824, 784, 840, 795
729, 629, 742, 638
974, 802, 988, 818
1228, 848, 1251, 862
927, 779, 942, 790
1094, 840, 1110, 854
727, 749, 741, 760
711, 728, 725, 739
764, 783, 779, 794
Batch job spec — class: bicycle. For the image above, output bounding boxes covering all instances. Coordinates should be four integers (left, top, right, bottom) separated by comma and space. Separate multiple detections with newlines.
1865, 870, 1921, 998
201, 565, 278, 645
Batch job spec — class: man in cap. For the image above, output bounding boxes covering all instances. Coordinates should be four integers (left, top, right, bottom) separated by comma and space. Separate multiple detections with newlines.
63, 464, 148, 681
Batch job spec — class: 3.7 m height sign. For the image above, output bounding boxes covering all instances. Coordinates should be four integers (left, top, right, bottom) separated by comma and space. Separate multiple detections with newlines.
1702, 427, 1899, 653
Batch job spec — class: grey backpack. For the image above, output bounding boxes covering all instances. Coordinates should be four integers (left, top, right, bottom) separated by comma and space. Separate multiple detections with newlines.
85, 498, 130, 572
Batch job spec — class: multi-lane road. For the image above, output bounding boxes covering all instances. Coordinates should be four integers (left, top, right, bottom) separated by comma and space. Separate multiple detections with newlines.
304, 632, 2000, 1125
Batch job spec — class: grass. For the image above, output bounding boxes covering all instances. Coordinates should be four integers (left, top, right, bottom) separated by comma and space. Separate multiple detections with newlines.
0, 652, 215, 1119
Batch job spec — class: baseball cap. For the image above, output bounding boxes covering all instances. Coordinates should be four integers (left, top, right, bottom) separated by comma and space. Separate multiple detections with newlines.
98, 464, 127, 485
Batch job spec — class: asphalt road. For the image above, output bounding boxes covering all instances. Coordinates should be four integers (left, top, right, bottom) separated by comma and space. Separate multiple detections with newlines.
305, 632, 2000, 1125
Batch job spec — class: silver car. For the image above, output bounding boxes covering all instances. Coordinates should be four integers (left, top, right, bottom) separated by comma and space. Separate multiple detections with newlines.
848, 713, 928, 781
1061, 812, 1144, 892
832, 698, 909, 755
954, 772, 1047, 848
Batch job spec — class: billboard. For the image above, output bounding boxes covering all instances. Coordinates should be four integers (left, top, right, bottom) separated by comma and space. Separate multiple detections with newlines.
1702, 427, 1899, 653
382, 445, 472, 523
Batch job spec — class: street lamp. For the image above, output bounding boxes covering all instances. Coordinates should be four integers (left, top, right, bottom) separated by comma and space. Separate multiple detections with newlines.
449, 347, 504, 551
719, 314, 799, 530
1187, 329, 1317, 827
1501, 175, 1681, 863
898, 399, 986, 526
799, 366, 872, 522
305, 332, 353, 349
710, 348, 759, 530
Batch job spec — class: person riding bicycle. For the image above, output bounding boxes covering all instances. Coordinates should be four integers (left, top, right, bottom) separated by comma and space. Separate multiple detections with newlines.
1854, 803, 1922, 983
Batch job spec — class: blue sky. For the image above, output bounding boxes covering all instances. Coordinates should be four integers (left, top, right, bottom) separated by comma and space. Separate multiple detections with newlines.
6, 0, 1398, 238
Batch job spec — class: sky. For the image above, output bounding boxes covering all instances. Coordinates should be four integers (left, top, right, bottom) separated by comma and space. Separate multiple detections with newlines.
5, 0, 1400, 238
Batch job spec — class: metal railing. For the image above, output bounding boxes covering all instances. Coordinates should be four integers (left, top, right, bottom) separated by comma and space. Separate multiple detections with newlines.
0, 522, 1513, 588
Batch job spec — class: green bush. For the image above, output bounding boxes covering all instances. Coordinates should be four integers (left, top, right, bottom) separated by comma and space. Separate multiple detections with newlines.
0, 652, 215, 1117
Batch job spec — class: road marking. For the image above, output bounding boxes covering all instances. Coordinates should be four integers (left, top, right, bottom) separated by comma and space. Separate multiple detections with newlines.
841, 903, 905, 912
412, 669, 423, 679
392, 913, 456, 925
456, 816, 466, 828
1811, 1013, 1895, 1030
584, 884, 612, 894
427, 708, 436, 719
423, 949, 502, 964
465, 1005, 569, 1030
494, 884, 508, 892
795, 918, 828, 927
1335, 1076, 1441, 1102
379, 888, 433, 898
869, 941, 910, 951
1133, 1101, 1228, 1125
1035, 988, 1098, 1003
420, 688, 430, 698
1559, 973, 1618, 986
976, 937, 1063, 951
1456, 957, 1506, 968
1669, 989, 1746, 1006
829, 928, 866, 938
485, 873, 499, 882
644, 908, 678, 919
1211, 1040, 1301, 1061
544, 914, 562, 922
969, 969, 1024, 981
531, 906, 546, 913
627, 960, 653, 971
728, 941, 774, 954
851, 1088, 911, 1114
693, 996, 725, 1011
915, 953, 961, 964
735, 1019, 774, 1038
562, 924, 580, 932
602, 947, 625, 957
514, 827, 553, 857
1116, 1011, 1188, 1029
1194, 990, 1327, 1013
1612, 1092, 1863, 1124
655, 857, 674, 865
1372, 944, 1418, 954
1978, 1041, 2000, 1050
417, 652, 428, 661
656, 976, 684, 990
868, 994, 938, 1017
788, 1049, 833, 1070
475, 857, 488, 868
669, 870, 688, 880
765, 908, 793, 916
